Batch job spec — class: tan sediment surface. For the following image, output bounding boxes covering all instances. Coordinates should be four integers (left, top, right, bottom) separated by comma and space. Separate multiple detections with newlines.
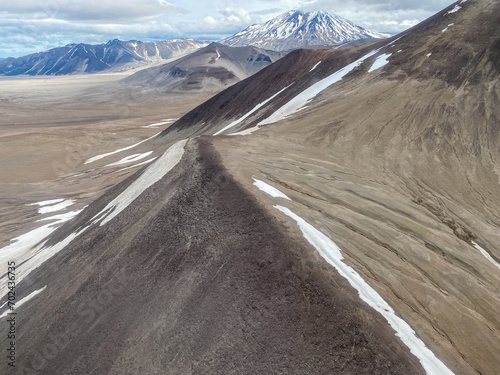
0, 73, 214, 245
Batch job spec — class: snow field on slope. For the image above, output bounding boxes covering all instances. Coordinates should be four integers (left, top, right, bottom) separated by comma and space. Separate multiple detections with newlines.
252, 178, 291, 200
368, 53, 392, 72
27, 198, 75, 214
259, 49, 380, 125
213, 85, 292, 136
28, 199, 64, 207
0, 209, 83, 294
446, 5, 462, 14
38, 200, 74, 214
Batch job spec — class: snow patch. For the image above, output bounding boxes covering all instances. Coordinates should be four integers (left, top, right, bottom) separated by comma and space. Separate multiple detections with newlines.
85, 132, 160, 164
213, 85, 291, 136
27, 199, 64, 207
105, 152, 153, 167
446, 5, 461, 14
309, 61, 321, 72
252, 178, 291, 200
273, 205, 455, 375
426, 53, 432, 58
442, 24, 454, 33
91, 140, 187, 226
38, 200, 75, 214
472, 242, 500, 271
368, 53, 392, 73
0, 286, 47, 319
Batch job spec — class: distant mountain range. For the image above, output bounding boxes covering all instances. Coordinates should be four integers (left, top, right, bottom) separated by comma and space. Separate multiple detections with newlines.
0, 10, 390, 76
221, 10, 390, 51
122, 43, 285, 93
0, 38, 209, 76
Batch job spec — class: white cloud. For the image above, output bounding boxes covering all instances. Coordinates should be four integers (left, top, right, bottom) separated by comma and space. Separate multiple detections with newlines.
401, 19, 420, 26
0, 0, 457, 57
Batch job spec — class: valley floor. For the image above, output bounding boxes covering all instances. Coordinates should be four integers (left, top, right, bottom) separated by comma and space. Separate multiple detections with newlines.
0, 73, 213, 246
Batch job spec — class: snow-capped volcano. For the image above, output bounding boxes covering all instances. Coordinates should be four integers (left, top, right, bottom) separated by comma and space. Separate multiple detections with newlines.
221, 10, 390, 51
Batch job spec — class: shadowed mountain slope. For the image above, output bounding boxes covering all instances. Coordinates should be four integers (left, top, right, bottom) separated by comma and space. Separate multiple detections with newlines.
121, 43, 285, 93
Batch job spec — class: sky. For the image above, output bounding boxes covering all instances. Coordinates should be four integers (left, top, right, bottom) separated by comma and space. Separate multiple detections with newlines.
0, 0, 457, 58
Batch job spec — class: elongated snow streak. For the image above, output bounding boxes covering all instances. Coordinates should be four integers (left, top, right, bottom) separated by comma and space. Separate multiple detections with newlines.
84, 132, 160, 164
0, 286, 47, 319
27, 199, 64, 207
274, 205, 455, 375
309, 61, 321, 72
473, 242, 500, 271
38, 199, 75, 214
113, 158, 157, 173
253, 178, 291, 200
259, 49, 379, 125
105, 151, 153, 167
368, 53, 392, 72
213, 85, 292, 136
91, 139, 187, 226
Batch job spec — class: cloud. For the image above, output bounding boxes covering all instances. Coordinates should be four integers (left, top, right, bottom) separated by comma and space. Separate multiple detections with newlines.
250, 8, 283, 16
0, 0, 457, 57
1, 0, 187, 22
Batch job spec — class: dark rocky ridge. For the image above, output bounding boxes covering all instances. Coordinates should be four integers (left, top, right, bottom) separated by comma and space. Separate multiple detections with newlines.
0, 138, 425, 374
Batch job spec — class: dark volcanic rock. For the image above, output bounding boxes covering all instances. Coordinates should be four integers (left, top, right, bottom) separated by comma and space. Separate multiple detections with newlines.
2, 138, 424, 374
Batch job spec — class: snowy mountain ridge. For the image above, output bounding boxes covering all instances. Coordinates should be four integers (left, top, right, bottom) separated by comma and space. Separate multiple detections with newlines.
0, 38, 209, 76
221, 10, 390, 51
